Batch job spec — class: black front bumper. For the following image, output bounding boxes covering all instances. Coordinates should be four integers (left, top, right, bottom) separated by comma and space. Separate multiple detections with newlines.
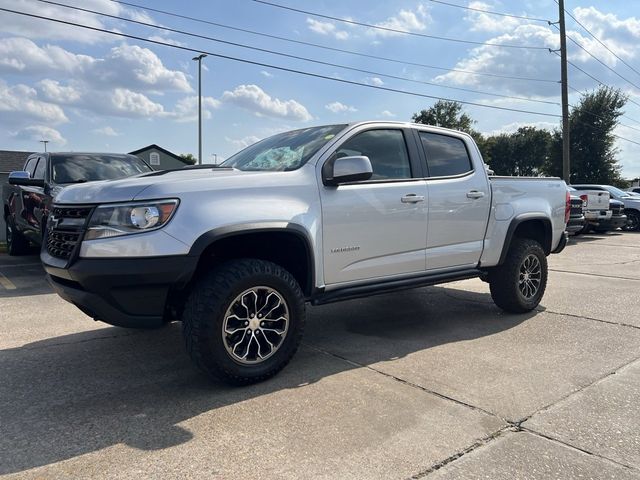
42, 251, 198, 329
566, 215, 585, 234
597, 214, 628, 231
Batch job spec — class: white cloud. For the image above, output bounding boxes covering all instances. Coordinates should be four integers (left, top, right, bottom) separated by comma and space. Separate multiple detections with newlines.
325, 101, 357, 113
221, 84, 313, 121
260, 70, 274, 78
226, 135, 262, 149
0, 37, 94, 74
483, 121, 558, 137
0, 0, 124, 44
147, 35, 185, 47
38, 79, 83, 103
306, 18, 350, 40
367, 77, 385, 87
172, 95, 221, 122
380, 110, 396, 118
464, 1, 522, 32
368, 5, 430, 37
13, 125, 67, 146
109, 88, 166, 117
0, 80, 68, 125
92, 126, 120, 136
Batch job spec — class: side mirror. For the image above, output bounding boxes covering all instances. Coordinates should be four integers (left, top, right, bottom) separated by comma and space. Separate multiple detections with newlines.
323, 155, 373, 186
8, 171, 45, 188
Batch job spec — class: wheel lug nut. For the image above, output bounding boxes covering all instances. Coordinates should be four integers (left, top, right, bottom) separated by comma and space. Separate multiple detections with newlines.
258, 314, 262, 318
250, 314, 255, 318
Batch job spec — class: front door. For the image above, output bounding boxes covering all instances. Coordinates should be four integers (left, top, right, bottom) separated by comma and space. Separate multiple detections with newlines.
320, 128, 428, 285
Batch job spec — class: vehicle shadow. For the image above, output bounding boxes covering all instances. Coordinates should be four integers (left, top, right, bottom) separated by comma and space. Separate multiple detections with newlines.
566, 231, 626, 245
0, 285, 533, 474
0, 253, 52, 298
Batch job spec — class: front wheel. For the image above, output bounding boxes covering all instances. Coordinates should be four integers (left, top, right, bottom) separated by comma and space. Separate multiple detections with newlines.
6, 217, 30, 256
624, 210, 640, 231
182, 259, 305, 385
488, 238, 548, 313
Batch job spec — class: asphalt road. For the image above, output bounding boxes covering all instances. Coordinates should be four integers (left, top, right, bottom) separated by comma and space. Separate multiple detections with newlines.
1, 233, 639, 479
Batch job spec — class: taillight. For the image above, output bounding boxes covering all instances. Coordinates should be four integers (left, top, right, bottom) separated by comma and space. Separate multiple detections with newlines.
565, 191, 571, 224
579, 194, 588, 208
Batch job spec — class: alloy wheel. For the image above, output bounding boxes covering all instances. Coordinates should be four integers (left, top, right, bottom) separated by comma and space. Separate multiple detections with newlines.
518, 254, 542, 299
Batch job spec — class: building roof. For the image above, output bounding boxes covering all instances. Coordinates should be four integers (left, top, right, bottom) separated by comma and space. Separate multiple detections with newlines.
128, 144, 189, 164
0, 150, 34, 173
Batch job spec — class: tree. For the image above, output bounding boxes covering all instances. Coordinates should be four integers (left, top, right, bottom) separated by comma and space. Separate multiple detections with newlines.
544, 86, 627, 185
412, 100, 476, 133
179, 153, 197, 165
486, 127, 551, 176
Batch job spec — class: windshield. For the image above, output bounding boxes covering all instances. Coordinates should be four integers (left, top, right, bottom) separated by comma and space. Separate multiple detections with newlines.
51, 154, 152, 184
222, 124, 347, 171
604, 186, 631, 198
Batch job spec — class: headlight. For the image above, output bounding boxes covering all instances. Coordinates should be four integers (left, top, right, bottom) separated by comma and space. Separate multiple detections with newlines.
85, 199, 179, 240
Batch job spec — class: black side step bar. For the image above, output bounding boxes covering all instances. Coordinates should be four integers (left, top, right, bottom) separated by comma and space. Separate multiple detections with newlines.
311, 269, 482, 306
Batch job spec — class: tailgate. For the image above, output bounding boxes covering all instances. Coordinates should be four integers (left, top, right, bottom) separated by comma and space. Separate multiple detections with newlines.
580, 190, 610, 210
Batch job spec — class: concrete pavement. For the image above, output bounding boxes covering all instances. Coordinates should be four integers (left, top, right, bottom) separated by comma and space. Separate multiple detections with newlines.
1, 232, 639, 479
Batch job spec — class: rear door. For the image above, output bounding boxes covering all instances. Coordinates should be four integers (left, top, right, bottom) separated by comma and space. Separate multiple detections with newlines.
320, 127, 428, 285
417, 131, 491, 270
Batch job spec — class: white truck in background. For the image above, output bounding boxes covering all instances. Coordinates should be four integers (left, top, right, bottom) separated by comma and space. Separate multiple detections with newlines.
41, 121, 569, 384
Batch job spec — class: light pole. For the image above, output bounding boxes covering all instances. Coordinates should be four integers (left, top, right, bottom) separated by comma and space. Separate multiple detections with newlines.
39, 140, 49, 152
192, 53, 207, 165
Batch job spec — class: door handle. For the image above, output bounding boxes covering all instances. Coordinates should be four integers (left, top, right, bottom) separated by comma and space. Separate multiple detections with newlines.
401, 194, 425, 204
466, 190, 485, 199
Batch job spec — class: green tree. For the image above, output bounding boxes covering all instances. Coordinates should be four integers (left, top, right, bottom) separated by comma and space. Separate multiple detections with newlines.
179, 153, 197, 165
412, 99, 489, 161
412, 100, 476, 133
544, 86, 627, 184
486, 127, 551, 176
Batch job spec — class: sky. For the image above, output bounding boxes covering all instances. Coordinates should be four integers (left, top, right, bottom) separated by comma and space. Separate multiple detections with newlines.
1, 0, 639, 177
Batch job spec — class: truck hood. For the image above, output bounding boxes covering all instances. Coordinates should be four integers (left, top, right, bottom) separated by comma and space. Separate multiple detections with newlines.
53, 167, 309, 204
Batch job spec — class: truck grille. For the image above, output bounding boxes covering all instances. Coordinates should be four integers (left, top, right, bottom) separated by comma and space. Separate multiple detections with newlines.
610, 203, 624, 216
46, 206, 93, 260
570, 198, 583, 216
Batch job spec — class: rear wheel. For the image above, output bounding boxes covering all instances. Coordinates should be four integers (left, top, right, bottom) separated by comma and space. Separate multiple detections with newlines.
6, 217, 29, 256
488, 238, 548, 313
182, 259, 305, 385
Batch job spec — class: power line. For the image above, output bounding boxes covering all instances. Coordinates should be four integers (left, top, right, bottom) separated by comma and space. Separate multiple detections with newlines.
549, 22, 640, 93
252, 0, 550, 50
36, 0, 560, 106
425, 0, 549, 22
110, 0, 558, 84
0, 6, 563, 119
555, 0, 640, 79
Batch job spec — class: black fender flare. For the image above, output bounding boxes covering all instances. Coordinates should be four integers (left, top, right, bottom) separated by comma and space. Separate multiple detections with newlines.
498, 214, 552, 265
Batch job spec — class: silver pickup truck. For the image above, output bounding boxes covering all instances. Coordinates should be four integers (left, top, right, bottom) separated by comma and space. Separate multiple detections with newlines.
41, 121, 569, 384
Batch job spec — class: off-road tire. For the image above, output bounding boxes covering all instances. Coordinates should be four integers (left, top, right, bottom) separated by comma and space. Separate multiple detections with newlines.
488, 238, 547, 313
182, 259, 305, 385
6, 217, 29, 256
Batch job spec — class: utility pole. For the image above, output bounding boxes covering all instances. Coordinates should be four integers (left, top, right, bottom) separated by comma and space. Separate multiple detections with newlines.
39, 140, 49, 152
192, 53, 207, 165
558, 0, 570, 184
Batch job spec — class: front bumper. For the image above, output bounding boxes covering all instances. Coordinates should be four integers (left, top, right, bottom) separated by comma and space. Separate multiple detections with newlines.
42, 251, 198, 328
566, 215, 585, 234
597, 214, 627, 231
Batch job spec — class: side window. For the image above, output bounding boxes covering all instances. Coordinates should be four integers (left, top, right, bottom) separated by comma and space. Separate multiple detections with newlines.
335, 129, 411, 180
33, 157, 46, 180
24, 157, 38, 177
419, 132, 473, 178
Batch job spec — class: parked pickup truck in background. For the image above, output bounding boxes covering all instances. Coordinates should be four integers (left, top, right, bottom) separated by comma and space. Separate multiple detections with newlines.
595, 199, 627, 233
566, 193, 586, 235
568, 186, 610, 234
41, 122, 569, 384
3, 153, 152, 255
572, 184, 640, 231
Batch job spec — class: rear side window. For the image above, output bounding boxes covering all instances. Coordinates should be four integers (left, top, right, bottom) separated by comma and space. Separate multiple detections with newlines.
335, 129, 411, 180
419, 132, 473, 178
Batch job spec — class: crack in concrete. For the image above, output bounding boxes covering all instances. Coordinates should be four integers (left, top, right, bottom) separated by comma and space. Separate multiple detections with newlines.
406, 426, 516, 479
521, 428, 639, 472
538, 308, 640, 331
549, 268, 640, 281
